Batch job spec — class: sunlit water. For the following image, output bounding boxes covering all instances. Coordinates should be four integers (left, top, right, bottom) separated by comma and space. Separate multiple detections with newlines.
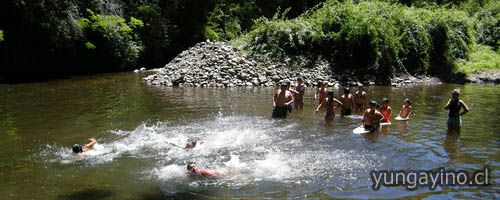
0, 72, 498, 199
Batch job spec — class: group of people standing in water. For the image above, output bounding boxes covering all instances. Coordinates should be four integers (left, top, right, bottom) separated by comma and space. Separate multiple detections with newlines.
272, 77, 469, 133
69, 78, 470, 178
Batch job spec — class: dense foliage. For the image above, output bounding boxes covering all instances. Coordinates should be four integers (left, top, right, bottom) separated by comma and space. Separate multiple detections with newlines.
0, 0, 497, 82
238, 0, 482, 80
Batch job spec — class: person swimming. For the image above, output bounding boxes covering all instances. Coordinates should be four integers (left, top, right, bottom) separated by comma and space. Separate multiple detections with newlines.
398, 98, 412, 118
187, 163, 222, 177
362, 101, 384, 132
380, 98, 392, 123
166, 138, 203, 149
316, 90, 343, 121
444, 89, 469, 134
72, 138, 97, 153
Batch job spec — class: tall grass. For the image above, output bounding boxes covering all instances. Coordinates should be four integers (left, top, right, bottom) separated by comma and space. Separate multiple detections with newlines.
238, 0, 476, 78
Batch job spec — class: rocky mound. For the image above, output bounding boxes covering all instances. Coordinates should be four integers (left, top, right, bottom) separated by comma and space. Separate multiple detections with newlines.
143, 41, 334, 87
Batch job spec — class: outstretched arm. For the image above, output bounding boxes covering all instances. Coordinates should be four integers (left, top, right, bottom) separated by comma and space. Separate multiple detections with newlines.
315, 99, 325, 113
85, 139, 96, 149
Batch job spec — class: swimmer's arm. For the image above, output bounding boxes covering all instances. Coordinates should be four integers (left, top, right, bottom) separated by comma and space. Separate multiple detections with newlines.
334, 98, 343, 106
272, 92, 277, 107
460, 100, 469, 115
84, 139, 96, 150
315, 99, 325, 113
285, 92, 294, 106
315, 88, 319, 99
289, 89, 299, 95
350, 95, 355, 110
398, 106, 404, 117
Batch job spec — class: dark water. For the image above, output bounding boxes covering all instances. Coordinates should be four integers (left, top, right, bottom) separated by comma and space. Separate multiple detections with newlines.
0, 72, 498, 199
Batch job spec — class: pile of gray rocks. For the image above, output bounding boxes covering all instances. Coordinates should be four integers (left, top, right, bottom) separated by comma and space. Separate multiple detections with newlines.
143, 41, 334, 87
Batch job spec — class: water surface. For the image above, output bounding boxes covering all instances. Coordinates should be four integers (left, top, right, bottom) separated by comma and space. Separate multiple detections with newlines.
0, 72, 498, 199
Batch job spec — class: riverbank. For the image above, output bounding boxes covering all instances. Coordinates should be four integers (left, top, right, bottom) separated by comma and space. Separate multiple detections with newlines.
143, 41, 445, 87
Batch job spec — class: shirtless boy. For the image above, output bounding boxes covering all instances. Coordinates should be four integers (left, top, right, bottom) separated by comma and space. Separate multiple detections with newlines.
272, 81, 294, 118
444, 89, 469, 133
354, 85, 367, 113
316, 90, 343, 121
362, 101, 384, 132
340, 87, 354, 116
315, 81, 327, 105
398, 98, 412, 118
286, 80, 299, 113
72, 138, 97, 153
294, 77, 305, 110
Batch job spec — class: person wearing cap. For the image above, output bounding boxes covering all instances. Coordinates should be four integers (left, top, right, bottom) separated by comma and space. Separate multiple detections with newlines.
362, 101, 384, 132
354, 84, 367, 113
340, 87, 355, 116
72, 138, 97, 153
294, 77, 305, 111
272, 81, 294, 118
444, 89, 469, 133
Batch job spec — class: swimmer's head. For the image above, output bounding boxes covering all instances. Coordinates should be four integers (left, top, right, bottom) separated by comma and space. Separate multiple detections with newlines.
187, 163, 197, 173
452, 89, 460, 99
404, 98, 412, 106
280, 81, 288, 89
328, 90, 334, 98
72, 144, 83, 153
297, 77, 303, 84
382, 98, 389, 106
186, 138, 197, 148
357, 84, 364, 90
369, 100, 378, 108
344, 87, 350, 94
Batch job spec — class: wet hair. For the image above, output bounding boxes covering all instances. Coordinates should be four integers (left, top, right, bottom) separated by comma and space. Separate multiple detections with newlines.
452, 89, 461, 95
187, 163, 195, 170
344, 87, 350, 94
280, 81, 288, 87
187, 138, 197, 147
382, 98, 389, 103
404, 98, 412, 106
369, 100, 378, 107
72, 144, 83, 153
297, 77, 304, 81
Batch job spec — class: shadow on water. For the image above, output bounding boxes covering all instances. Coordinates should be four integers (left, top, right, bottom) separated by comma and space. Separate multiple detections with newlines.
57, 188, 114, 200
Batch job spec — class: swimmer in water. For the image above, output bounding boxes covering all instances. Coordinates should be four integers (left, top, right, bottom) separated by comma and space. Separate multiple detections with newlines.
286, 80, 299, 113
187, 163, 222, 177
315, 81, 327, 105
444, 89, 469, 134
316, 90, 343, 122
166, 138, 203, 149
380, 98, 392, 123
72, 138, 97, 153
398, 98, 412, 119
362, 101, 384, 132
340, 87, 354, 116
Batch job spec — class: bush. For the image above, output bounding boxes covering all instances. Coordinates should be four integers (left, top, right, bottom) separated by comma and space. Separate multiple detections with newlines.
240, 0, 476, 78
0, 30, 3, 41
456, 44, 500, 74
473, 1, 500, 50
78, 9, 144, 69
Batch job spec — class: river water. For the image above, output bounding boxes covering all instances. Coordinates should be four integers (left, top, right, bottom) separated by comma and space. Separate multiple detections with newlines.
0, 72, 498, 199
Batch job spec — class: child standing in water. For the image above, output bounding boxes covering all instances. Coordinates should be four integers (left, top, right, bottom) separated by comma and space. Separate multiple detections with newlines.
294, 77, 305, 110
398, 98, 412, 119
380, 98, 392, 122
340, 87, 354, 116
354, 84, 367, 113
316, 90, 343, 121
362, 101, 384, 132
444, 89, 469, 133
315, 81, 327, 105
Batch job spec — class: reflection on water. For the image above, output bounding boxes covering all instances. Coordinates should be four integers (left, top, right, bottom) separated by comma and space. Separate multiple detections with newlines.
0, 72, 498, 199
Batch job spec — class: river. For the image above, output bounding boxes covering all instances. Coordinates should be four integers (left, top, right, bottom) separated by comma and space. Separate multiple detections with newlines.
0, 72, 498, 199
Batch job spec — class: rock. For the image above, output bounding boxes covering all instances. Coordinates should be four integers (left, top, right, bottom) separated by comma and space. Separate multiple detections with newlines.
140, 67, 146, 71
272, 75, 280, 82
134, 69, 140, 73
